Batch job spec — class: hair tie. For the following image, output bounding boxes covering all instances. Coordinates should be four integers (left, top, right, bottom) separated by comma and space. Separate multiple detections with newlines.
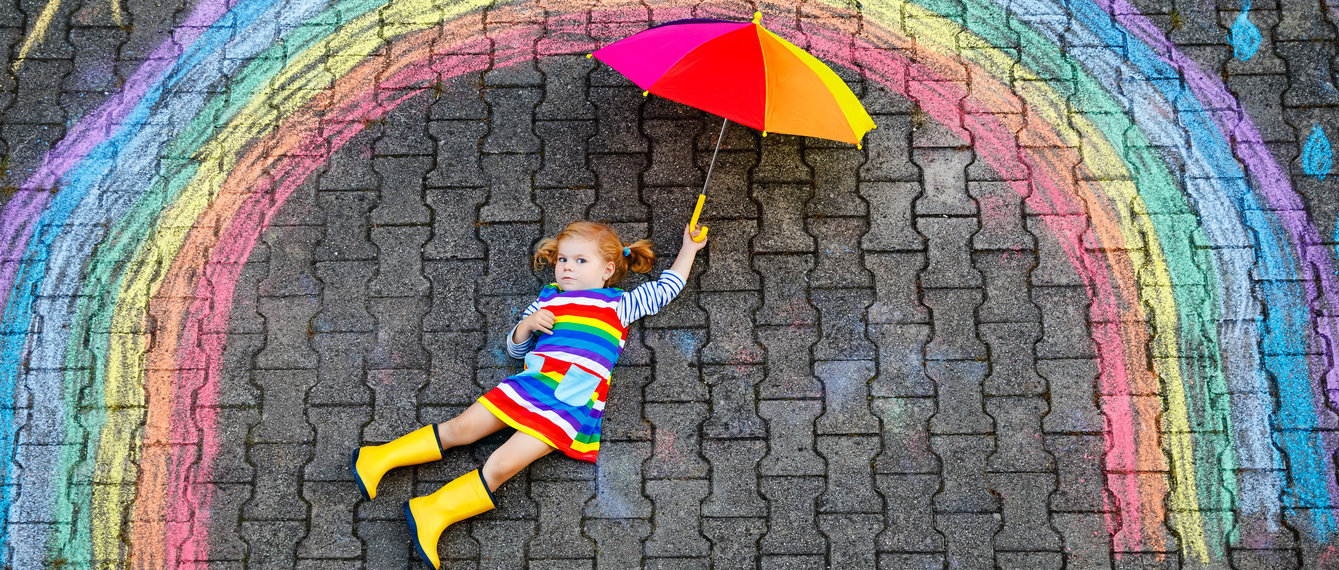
622, 246, 631, 257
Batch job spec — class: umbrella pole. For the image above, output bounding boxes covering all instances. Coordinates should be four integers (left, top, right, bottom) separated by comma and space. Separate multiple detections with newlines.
689, 117, 728, 242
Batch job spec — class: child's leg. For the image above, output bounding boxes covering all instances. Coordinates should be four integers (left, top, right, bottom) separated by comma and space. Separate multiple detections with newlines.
479, 431, 555, 491
353, 402, 506, 501
435, 402, 507, 449
404, 432, 554, 569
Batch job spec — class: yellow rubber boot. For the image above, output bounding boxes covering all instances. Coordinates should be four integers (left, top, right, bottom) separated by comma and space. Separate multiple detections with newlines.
403, 469, 496, 569
351, 425, 444, 500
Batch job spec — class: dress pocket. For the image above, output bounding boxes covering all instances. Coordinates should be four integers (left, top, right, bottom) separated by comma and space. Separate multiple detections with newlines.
523, 352, 546, 374
553, 365, 603, 406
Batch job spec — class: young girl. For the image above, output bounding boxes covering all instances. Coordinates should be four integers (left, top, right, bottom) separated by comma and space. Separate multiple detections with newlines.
352, 220, 707, 569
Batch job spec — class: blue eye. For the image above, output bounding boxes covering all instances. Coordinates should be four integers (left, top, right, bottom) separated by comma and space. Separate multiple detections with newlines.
558, 256, 566, 263
577, 258, 586, 264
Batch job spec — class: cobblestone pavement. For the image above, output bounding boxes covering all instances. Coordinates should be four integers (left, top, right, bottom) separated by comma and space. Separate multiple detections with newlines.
2, 0, 1339, 567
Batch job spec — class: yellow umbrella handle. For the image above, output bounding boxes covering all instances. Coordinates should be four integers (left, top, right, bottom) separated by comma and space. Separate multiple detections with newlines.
689, 193, 709, 242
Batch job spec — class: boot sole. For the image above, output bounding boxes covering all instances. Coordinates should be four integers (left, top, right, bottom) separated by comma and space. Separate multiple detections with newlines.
403, 500, 436, 568
351, 448, 372, 501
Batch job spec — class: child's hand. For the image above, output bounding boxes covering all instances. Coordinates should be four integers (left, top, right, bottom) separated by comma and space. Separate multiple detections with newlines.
681, 221, 708, 254
519, 309, 556, 338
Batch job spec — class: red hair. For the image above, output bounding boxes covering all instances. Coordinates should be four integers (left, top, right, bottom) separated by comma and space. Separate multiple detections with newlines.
533, 221, 654, 286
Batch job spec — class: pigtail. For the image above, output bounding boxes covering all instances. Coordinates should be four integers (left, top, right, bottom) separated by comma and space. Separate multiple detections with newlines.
533, 237, 559, 270
624, 239, 655, 274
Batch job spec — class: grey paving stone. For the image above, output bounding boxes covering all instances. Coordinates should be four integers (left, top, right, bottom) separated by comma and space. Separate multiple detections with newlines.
642, 328, 708, 401
918, 217, 982, 288
241, 521, 307, 568
866, 253, 928, 324
588, 153, 651, 221
1046, 435, 1111, 512
820, 513, 884, 568
911, 147, 975, 216
357, 519, 415, 568
644, 402, 708, 479
367, 297, 430, 370
980, 322, 1043, 396
752, 184, 817, 253
975, 250, 1040, 324
699, 291, 764, 364
702, 365, 765, 438
1033, 286, 1097, 359
362, 369, 428, 442
875, 474, 944, 554
1039, 358, 1104, 433
480, 153, 543, 223
306, 405, 365, 482
252, 368, 317, 443
702, 439, 767, 518
867, 324, 934, 397
255, 295, 320, 370
313, 261, 376, 333
931, 435, 998, 513
426, 121, 489, 187
938, 512, 1001, 570
479, 223, 543, 295
588, 87, 648, 153
753, 135, 811, 183
759, 476, 827, 555
370, 156, 432, 226
815, 360, 880, 434
298, 481, 362, 559
969, 180, 1034, 250
244, 443, 311, 520
644, 119, 702, 187
423, 187, 487, 260
584, 441, 652, 519
702, 517, 767, 568
752, 255, 815, 326
812, 288, 876, 360
989, 472, 1061, 552
310, 332, 374, 406
862, 182, 924, 251
585, 518, 652, 569
598, 364, 652, 441
759, 399, 826, 477
535, 120, 597, 188
480, 88, 542, 153
807, 147, 867, 217
810, 217, 873, 288
259, 224, 322, 297
422, 260, 485, 333
528, 480, 596, 559
927, 360, 991, 434
757, 325, 822, 398
871, 398, 939, 474
986, 397, 1053, 472
644, 479, 710, 557
817, 435, 883, 513
697, 218, 760, 291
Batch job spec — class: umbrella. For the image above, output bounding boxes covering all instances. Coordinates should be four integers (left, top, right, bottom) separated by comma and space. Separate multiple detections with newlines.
589, 12, 876, 241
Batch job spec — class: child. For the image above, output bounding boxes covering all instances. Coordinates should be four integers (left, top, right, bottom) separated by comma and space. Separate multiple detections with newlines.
352, 219, 707, 569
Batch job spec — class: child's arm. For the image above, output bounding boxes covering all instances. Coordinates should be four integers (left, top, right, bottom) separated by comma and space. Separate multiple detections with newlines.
506, 298, 553, 359
669, 222, 707, 277
617, 222, 707, 325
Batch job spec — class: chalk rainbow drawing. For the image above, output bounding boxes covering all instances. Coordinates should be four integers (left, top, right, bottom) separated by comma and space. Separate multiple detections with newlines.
1, 0, 1337, 566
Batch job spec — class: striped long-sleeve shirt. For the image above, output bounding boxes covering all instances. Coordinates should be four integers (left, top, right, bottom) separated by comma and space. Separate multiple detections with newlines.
506, 270, 686, 359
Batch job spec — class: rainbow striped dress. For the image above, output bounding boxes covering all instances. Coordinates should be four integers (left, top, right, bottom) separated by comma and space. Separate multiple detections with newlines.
479, 275, 682, 462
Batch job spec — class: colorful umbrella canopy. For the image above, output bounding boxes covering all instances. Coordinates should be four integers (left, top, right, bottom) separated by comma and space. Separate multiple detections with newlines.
591, 12, 876, 146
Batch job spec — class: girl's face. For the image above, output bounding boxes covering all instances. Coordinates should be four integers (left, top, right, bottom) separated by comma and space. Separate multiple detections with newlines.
554, 237, 615, 291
